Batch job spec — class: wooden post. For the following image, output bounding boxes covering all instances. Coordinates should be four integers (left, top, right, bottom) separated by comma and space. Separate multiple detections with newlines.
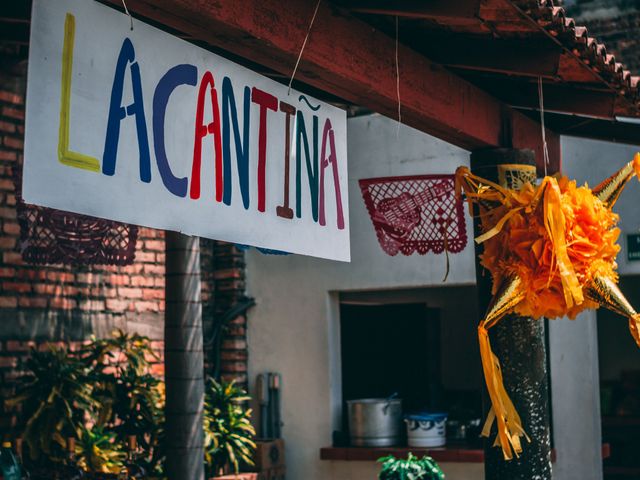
470, 149, 552, 479
165, 232, 205, 480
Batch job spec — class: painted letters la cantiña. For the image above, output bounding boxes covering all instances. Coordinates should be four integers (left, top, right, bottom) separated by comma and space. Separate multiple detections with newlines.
58, 13, 345, 230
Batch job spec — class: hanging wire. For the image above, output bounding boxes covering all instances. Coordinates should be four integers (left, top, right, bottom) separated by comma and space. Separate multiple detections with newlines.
395, 16, 402, 136
538, 77, 550, 177
288, 0, 322, 95
121, 0, 133, 30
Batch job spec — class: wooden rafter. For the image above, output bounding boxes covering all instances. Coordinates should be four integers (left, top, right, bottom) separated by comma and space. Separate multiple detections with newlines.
101, 0, 559, 173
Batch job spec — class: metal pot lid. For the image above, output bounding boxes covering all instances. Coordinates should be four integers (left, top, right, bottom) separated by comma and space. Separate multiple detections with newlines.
404, 412, 448, 421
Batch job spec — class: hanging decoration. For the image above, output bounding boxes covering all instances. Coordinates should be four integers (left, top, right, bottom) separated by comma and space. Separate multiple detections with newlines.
14, 168, 137, 266
359, 174, 467, 257
455, 154, 640, 461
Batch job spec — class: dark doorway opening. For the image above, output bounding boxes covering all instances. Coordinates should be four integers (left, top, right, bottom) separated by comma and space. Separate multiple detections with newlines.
340, 303, 442, 413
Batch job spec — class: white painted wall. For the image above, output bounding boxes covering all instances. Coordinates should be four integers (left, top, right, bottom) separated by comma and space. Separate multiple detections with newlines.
246, 114, 478, 480
245, 119, 617, 480
549, 310, 603, 480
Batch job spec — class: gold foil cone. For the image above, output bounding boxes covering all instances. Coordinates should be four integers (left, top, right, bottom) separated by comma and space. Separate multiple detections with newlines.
585, 276, 640, 347
483, 275, 526, 329
592, 155, 639, 208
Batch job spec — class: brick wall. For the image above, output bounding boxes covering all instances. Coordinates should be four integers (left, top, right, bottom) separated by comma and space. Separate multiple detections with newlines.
0, 41, 250, 435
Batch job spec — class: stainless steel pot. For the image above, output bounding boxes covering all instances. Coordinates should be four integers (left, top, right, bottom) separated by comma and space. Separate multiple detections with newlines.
347, 398, 403, 447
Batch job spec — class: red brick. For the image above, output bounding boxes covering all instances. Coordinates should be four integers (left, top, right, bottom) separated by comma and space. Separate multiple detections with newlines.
17, 269, 48, 281
0, 356, 18, 368
135, 301, 159, 313
142, 289, 164, 300
46, 271, 74, 282
2, 251, 22, 265
118, 287, 142, 299
78, 299, 105, 311
1, 106, 24, 121
130, 275, 155, 287
105, 298, 130, 311
3, 282, 31, 293
144, 240, 164, 252
75, 273, 94, 283
108, 274, 129, 286
4, 194, 15, 206
0, 150, 17, 162
220, 362, 247, 373
34, 284, 57, 295
6, 341, 35, 352
150, 363, 165, 376
3, 136, 23, 149
0, 267, 15, 278
221, 373, 247, 384
0, 179, 14, 192
213, 268, 243, 280
49, 298, 77, 309
143, 264, 164, 275
0, 91, 24, 105
0, 121, 15, 133
221, 339, 247, 350
229, 315, 247, 325
226, 326, 246, 337
2, 222, 19, 235
0, 207, 16, 219
0, 296, 17, 308
136, 251, 155, 263
0, 236, 16, 249
18, 297, 48, 308
220, 350, 248, 361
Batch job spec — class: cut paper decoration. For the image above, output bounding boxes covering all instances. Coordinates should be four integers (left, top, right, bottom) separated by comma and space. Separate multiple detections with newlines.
455, 154, 640, 461
14, 167, 137, 266
359, 174, 467, 256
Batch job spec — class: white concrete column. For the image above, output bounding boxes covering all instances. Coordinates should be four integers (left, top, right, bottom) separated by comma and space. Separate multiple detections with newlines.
548, 310, 603, 480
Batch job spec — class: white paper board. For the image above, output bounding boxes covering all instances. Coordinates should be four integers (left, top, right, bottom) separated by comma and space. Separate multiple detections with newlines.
23, 0, 350, 261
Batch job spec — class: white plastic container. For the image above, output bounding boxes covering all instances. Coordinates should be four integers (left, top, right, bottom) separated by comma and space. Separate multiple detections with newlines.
404, 412, 447, 448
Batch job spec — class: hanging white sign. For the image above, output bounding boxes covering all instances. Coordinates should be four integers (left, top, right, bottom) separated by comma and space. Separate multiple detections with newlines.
23, 0, 350, 261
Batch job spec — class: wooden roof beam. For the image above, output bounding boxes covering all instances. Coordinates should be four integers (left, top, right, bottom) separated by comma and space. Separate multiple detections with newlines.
337, 0, 481, 21
101, 0, 559, 171
424, 38, 561, 78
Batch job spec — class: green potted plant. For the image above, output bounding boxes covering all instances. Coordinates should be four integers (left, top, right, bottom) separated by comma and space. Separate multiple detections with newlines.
8, 331, 166, 478
74, 425, 126, 478
378, 453, 445, 480
203, 378, 257, 480
7, 345, 96, 465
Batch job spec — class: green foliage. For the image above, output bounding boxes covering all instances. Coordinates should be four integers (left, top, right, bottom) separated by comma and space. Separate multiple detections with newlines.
204, 378, 256, 477
83, 330, 165, 473
378, 453, 445, 480
7, 345, 97, 463
9, 330, 165, 476
75, 426, 126, 474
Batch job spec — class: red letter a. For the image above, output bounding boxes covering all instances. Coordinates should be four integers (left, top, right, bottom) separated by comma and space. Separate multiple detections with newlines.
190, 71, 223, 201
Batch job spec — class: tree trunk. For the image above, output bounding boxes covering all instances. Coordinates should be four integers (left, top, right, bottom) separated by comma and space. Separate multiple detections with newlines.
165, 232, 205, 480
470, 149, 552, 480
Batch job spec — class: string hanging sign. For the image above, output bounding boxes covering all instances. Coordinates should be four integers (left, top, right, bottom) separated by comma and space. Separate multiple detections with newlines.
22, 0, 350, 261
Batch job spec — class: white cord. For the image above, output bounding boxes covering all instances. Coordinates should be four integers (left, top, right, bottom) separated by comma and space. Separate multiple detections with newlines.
395, 16, 402, 137
288, 0, 322, 95
121, 0, 133, 30
538, 77, 550, 177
